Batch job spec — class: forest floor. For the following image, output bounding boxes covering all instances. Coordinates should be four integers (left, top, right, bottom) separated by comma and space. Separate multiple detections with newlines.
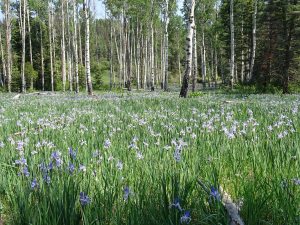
0, 92, 299, 225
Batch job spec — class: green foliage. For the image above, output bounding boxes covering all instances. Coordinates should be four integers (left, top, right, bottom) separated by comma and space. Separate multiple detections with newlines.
11, 65, 21, 92
91, 61, 109, 90
25, 62, 38, 87
288, 82, 300, 94
188, 91, 204, 98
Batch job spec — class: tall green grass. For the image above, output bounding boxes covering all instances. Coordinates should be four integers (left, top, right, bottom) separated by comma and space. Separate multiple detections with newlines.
0, 93, 299, 224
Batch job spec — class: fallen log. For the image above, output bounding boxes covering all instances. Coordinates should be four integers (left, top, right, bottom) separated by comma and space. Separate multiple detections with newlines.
12, 92, 57, 99
197, 179, 244, 225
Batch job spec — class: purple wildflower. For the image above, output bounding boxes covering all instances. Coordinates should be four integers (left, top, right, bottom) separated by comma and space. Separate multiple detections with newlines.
39, 162, 48, 173
31, 178, 38, 190
51, 151, 63, 167
180, 211, 191, 224
69, 163, 75, 174
16, 141, 24, 151
15, 157, 27, 166
116, 160, 123, 170
104, 139, 111, 149
292, 178, 300, 186
93, 150, 100, 158
79, 164, 86, 172
69, 147, 77, 160
170, 197, 183, 211
79, 192, 91, 206
48, 162, 53, 171
123, 186, 131, 201
43, 174, 51, 184
22, 166, 30, 177
210, 186, 221, 201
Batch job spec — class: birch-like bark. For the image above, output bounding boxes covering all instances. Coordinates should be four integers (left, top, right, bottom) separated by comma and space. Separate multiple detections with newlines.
78, 10, 83, 66
136, 23, 141, 90
150, 24, 155, 91
161, 31, 164, 89
201, 28, 207, 89
114, 25, 122, 87
214, 48, 218, 87
48, 2, 54, 91
109, 15, 113, 90
84, 0, 93, 95
180, 0, 195, 98
67, 0, 72, 92
282, 0, 296, 94
230, 0, 235, 89
126, 19, 131, 91
122, 11, 126, 87
40, 23, 45, 91
27, 7, 32, 65
192, 29, 198, 92
5, 0, 12, 92
176, 31, 181, 85
52, 10, 57, 81
61, 0, 66, 91
163, 0, 169, 91
73, 0, 79, 93
211, 41, 214, 87
150, 0, 155, 91
143, 35, 148, 90
249, 0, 257, 82
0, 30, 6, 87
20, 0, 26, 93
241, 16, 244, 83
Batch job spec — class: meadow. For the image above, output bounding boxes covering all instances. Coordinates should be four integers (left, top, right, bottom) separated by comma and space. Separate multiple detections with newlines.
0, 92, 299, 225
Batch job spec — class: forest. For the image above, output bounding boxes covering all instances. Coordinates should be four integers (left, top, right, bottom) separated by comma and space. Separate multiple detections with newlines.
0, 0, 299, 95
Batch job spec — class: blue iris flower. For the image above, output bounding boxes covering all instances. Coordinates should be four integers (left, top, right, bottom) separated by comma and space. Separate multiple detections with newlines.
79, 192, 91, 206
123, 186, 131, 201
180, 211, 191, 224
210, 186, 221, 201
22, 166, 30, 177
31, 178, 38, 190
69, 163, 75, 174
170, 197, 183, 211
69, 147, 77, 160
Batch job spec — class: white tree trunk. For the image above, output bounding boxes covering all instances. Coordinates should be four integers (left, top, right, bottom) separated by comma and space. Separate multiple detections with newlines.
143, 35, 148, 90
214, 48, 218, 87
5, 0, 12, 92
149, 0, 155, 91
192, 29, 198, 92
84, 0, 93, 95
163, 0, 169, 91
0, 30, 6, 87
67, 0, 72, 92
150, 23, 155, 91
40, 23, 45, 91
114, 25, 121, 87
48, 1, 54, 91
78, 11, 83, 66
230, 0, 235, 89
201, 29, 207, 89
61, 0, 66, 91
73, 0, 79, 92
179, 0, 195, 98
249, 0, 257, 82
241, 17, 244, 83
110, 16, 113, 90
136, 23, 141, 90
27, 7, 32, 66
20, 0, 26, 93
